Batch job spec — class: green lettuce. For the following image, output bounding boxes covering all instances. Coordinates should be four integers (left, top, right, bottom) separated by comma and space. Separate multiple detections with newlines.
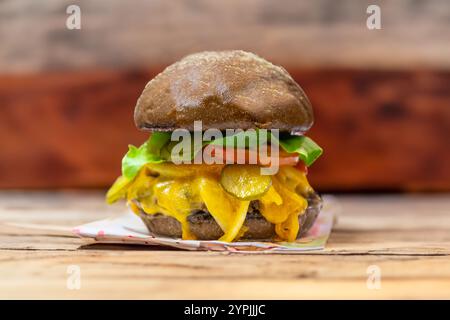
121, 132, 171, 179
272, 134, 323, 166
121, 131, 322, 180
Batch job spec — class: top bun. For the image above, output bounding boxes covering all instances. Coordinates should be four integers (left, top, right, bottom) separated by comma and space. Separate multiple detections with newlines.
134, 50, 313, 134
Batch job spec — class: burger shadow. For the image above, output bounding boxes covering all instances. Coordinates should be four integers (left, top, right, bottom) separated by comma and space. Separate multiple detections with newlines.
78, 243, 184, 251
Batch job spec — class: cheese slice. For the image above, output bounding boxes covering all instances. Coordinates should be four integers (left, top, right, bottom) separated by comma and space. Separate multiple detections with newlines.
109, 164, 310, 242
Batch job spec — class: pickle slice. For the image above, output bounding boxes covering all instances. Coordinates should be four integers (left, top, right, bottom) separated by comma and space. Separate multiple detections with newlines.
220, 165, 272, 200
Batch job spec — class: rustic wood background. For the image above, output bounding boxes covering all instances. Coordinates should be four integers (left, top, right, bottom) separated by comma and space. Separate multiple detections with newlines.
0, 0, 449, 191
1, 191, 450, 299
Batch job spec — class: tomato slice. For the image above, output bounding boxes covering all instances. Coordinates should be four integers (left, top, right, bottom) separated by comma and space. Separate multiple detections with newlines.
295, 161, 308, 175
278, 150, 301, 167
206, 145, 300, 167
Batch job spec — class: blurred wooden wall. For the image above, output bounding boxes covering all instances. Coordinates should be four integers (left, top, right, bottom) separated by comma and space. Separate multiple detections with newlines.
0, 0, 449, 191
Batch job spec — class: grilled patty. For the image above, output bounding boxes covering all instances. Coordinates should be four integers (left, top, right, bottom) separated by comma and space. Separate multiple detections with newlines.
137, 192, 322, 240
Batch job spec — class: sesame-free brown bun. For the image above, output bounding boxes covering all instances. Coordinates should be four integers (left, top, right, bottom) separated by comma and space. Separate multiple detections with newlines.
134, 50, 314, 134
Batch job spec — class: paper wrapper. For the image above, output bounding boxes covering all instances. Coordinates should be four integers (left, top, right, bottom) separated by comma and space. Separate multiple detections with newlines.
74, 196, 338, 253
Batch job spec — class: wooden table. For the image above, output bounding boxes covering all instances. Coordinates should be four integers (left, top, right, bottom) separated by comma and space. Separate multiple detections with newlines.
0, 191, 449, 299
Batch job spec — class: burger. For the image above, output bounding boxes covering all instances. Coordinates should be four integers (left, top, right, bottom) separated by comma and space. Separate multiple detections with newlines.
106, 50, 323, 243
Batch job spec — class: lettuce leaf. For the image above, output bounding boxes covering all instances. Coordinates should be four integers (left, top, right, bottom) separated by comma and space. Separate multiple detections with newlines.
274, 135, 323, 166
121, 131, 322, 180
121, 132, 171, 179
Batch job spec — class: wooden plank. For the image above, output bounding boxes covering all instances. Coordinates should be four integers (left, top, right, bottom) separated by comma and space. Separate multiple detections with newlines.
1, 0, 449, 72
0, 69, 449, 191
0, 250, 449, 299
0, 192, 450, 299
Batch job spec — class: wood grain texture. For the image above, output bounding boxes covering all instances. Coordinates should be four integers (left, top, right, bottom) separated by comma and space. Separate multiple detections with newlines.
0, 69, 448, 190
1, 0, 449, 72
0, 192, 449, 299
1, 250, 450, 299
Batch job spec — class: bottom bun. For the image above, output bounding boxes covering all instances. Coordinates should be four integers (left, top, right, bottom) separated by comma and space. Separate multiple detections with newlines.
137, 192, 322, 241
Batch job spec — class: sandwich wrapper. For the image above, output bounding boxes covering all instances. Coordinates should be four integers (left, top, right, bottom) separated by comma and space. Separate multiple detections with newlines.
74, 195, 338, 253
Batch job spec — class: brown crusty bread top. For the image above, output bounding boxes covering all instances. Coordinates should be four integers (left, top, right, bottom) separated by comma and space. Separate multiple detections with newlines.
134, 50, 313, 134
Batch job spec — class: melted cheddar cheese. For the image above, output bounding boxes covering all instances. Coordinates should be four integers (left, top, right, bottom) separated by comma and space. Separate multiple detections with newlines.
107, 164, 313, 242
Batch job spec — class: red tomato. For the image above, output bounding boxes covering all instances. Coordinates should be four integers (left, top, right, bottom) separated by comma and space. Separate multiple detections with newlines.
206, 145, 300, 167
295, 161, 308, 175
